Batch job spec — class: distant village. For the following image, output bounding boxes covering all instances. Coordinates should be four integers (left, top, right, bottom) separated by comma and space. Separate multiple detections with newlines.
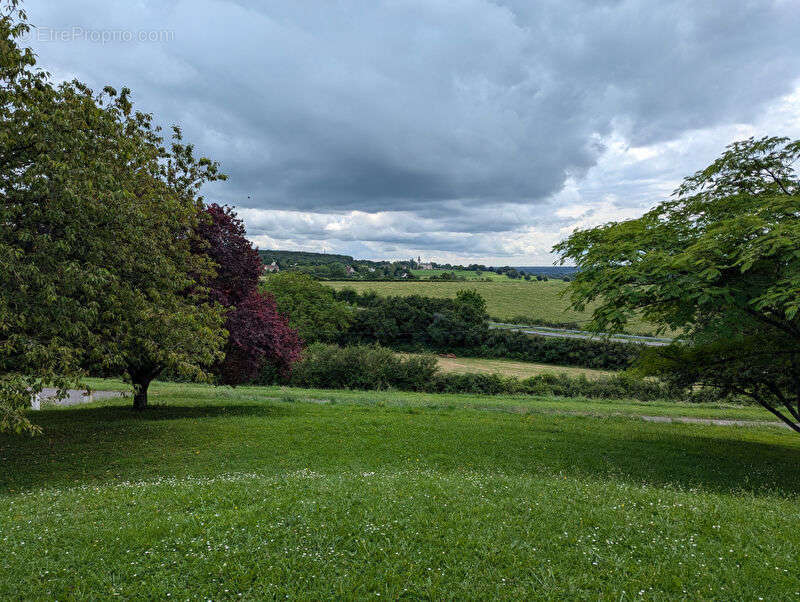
257, 250, 575, 281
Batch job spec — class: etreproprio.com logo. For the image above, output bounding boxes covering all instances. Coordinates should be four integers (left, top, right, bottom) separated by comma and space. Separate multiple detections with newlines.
23, 26, 175, 44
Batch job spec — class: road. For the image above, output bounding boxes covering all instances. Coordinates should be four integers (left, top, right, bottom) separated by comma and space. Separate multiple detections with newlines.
489, 322, 672, 346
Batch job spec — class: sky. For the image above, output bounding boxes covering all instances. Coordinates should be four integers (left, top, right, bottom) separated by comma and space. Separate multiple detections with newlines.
21, 0, 800, 265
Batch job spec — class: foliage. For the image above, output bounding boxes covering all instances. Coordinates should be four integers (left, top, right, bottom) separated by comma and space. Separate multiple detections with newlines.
195, 204, 262, 307
283, 342, 674, 400
259, 249, 354, 266
470, 330, 641, 370
0, 1, 226, 426
427, 370, 680, 401
194, 205, 301, 387
261, 272, 353, 343
336, 288, 637, 369
326, 280, 658, 335
286, 343, 438, 390
410, 268, 510, 281
258, 249, 420, 280
556, 136, 800, 431
218, 290, 301, 385
504, 316, 583, 330
428, 271, 467, 281
338, 290, 489, 349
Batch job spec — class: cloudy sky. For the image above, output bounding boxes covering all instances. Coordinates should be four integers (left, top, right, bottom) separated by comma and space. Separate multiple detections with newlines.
23, 0, 800, 264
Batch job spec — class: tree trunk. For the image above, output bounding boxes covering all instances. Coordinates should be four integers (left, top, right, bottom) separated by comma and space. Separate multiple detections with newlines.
132, 377, 151, 411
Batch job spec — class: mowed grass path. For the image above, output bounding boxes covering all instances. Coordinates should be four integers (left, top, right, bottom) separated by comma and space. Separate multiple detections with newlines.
327, 280, 659, 334
2, 381, 799, 599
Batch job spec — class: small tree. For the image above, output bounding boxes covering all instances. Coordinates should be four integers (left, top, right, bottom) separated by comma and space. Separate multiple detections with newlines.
555, 136, 800, 432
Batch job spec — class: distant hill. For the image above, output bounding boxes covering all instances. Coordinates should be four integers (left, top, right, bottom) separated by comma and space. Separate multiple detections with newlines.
515, 266, 578, 278
258, 249, 354, 266
257, 250, 577, 281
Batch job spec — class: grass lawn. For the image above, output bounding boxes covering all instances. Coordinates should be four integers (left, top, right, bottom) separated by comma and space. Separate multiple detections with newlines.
327, 280, 659, 335
3, 381, 799, 599
405, 353, 612, 380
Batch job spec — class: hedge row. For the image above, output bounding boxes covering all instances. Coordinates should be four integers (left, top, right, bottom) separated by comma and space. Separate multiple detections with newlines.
277, 344, 690, 402
333, 289, 642, 370
457, 330, 642, 371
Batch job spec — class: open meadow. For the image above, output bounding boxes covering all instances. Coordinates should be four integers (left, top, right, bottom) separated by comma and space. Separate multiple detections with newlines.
2, 380, 799, 599
327, 280, 659, 335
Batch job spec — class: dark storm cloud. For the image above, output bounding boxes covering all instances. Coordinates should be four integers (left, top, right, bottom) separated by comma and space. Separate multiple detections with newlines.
23, 0, 800, 258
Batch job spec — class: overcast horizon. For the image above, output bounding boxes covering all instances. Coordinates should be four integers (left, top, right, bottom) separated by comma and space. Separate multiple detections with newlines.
23, 0, 800, 264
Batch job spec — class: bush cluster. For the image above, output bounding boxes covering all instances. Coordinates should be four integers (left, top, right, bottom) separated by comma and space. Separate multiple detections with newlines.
261, 272, 354, 343
286, 343, 438, 391
335, 289, 488, 349
464, 330, 640, 370
333, 289, 640, 370
426, 371, 679, 401
498, 315, 583, 330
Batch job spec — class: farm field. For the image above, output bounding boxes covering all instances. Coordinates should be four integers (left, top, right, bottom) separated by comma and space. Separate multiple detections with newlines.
2, 380, 798, 599
405, 353, 612, 380
327, 280, 659, 335
408, 268, 511, 280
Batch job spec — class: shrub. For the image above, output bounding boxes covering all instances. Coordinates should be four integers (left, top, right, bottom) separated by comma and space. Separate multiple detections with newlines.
285, 343, 438, 391
425, 371, 680, 401
466, 330, 640, 370
501, 315, 583, 330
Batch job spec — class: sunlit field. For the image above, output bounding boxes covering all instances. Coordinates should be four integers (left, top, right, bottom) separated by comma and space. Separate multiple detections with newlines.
402, 352, 612, 380
408, 268, 512, 280
2, 380, 798, 599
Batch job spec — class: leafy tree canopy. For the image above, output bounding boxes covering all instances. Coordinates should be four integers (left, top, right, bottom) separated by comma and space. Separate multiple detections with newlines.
0, 1, 227, 428
555, 136, 800, 431
261, 272, 354, 343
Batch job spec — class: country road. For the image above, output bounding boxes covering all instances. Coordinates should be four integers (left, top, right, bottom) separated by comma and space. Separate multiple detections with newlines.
489, 322, 673, 346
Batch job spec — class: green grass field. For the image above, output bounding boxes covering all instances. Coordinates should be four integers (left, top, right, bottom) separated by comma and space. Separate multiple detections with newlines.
2, 380, 799, 599
327, 280, 659, 334
408, 268, 511, 280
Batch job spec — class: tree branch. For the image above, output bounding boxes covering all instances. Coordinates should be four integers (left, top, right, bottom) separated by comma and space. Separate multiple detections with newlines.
741, 306, 800, 340
763, 381, 800, 422
762, 167, 792, 196
731, 385, 800, 433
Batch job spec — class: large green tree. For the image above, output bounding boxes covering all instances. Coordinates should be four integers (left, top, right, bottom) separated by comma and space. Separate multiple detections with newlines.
0, 0, 226, 429
555, 136, 800, 431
